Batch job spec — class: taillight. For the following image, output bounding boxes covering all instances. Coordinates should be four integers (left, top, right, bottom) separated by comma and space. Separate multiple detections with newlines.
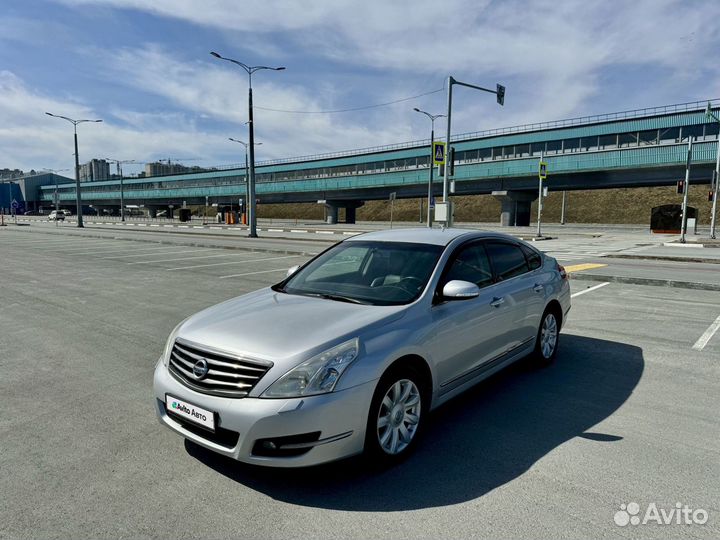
557, 263, 567, 280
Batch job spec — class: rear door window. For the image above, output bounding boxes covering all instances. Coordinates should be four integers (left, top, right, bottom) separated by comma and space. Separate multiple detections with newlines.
520, 244, 542, 271
485, 242, 530, 281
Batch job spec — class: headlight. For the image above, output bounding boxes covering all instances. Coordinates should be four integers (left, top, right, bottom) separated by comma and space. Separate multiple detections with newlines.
262, 338, 360, 398
161, 320, 186, 366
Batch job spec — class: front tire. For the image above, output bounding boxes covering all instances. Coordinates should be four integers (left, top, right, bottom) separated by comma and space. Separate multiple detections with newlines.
533, 308, 559, 366
364, 368, 425, 465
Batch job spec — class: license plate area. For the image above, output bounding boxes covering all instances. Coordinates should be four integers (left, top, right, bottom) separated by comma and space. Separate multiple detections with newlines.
165, 394, 216, 432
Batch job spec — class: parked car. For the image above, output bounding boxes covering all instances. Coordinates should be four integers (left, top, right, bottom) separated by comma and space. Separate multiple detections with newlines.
48, 210, 65, 221
153, 228, 571, 467
60, 209, 72, 217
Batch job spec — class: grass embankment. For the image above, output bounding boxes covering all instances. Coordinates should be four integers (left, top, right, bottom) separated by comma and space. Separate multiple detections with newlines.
253, 185, 715, 225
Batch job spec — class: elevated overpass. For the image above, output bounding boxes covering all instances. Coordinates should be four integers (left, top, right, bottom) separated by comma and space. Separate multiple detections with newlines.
39, 99, 720, 225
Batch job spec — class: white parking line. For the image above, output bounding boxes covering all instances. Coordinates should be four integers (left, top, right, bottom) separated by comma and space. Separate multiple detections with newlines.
0, 236, 104, 245
267, 228, 284, 232
166, 254, 301, 271
290, 229, 308, 233
6, 239, 112, 249
219, 268, 290, 279
692, 315, 720, 351
100, 247, 198, 259
316, 230, 335, 235
126, 250, 239, 265
52, 244, 169, 256
571, 282, 610, 298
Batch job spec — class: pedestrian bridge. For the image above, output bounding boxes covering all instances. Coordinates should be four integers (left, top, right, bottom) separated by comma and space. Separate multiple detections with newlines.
40, 99, 719, 225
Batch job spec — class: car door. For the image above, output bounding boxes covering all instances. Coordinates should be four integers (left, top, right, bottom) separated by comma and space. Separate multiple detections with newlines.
519, 243, 547, 333
483, 241, 536, 348
426, 242, 515, 394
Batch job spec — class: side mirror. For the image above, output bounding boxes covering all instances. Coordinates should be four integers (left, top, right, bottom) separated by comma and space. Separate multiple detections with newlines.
286, 265, 300, 277
442, 280, 480, 300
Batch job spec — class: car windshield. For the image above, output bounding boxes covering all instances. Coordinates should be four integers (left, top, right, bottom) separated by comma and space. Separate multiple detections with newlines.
274, 241, 444, 306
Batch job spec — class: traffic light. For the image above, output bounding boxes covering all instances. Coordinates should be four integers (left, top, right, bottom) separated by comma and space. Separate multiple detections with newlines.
676, 180, 685, 194
496, 84, 505, 106
447, 147, 455, 177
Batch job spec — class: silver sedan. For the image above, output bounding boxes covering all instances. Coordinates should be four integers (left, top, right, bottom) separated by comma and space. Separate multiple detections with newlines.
153, 228, 571, 467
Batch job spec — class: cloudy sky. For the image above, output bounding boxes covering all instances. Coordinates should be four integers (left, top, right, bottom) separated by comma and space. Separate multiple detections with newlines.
1, 0, 719, 176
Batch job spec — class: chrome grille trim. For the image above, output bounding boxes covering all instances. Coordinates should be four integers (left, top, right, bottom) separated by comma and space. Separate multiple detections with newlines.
168, 337, 272, 398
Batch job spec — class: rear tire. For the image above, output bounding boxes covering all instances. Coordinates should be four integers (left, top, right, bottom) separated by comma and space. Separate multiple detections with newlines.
532, 308, 560, 366
364, 367, 427, 466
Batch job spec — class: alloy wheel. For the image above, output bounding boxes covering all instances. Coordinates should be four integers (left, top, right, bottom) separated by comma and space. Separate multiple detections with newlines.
376, 379, 421, 455
540, 313, 558, 359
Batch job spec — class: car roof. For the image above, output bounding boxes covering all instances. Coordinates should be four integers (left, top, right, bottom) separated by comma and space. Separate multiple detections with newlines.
345, 227, 519, 246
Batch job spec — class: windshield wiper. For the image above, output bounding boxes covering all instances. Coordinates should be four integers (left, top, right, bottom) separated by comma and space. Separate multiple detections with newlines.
317, 293, 370, 305
292, 291, 369, 305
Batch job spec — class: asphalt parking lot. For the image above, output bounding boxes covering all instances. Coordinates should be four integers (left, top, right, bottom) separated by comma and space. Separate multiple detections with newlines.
1, 226, 718, 539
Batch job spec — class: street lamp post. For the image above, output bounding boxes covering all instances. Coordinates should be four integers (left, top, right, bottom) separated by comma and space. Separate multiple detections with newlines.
106, 159, 135, 221
211, 51, 285, 238
414, 108, 446, 228
706, 102, 720, 239
442, 77, 505, 226
46, 112, 102, 227
228, 138, 262, 225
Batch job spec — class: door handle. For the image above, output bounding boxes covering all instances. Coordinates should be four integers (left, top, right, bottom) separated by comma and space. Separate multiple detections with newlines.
490, 297, 505, 308
533, 284, 544, 293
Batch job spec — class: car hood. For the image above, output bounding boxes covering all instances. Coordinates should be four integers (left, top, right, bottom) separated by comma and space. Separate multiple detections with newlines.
176, 287, 407, 366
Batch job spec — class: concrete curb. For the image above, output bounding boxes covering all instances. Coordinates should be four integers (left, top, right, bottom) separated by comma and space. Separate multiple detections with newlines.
608, 254, 720, 265
570, 273, 720, 292
11, 217, 366, 237
2, 226, 324, 258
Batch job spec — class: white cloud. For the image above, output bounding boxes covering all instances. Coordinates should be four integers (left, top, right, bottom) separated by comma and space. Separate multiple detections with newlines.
89, 45, 417, 158
55, 0, 720, 123
7, 0, 720, 171
0, 71, 235, 171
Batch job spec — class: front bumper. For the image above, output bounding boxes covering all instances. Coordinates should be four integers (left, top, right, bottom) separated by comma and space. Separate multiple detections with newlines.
153, 359, 376, 467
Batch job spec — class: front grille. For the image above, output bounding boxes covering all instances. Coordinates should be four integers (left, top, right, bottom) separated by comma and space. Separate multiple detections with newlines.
168, 338, 272, 398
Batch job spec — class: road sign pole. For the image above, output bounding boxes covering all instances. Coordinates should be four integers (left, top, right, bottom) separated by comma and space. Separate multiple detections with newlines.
560, 190, 567, 225
537, 152, 544, 238
680, 140, 692, 243
119, 163, 125, 222
711, 137, 719, 239
389, 192, 396, 229
73, 127, 83, 227
443, 76, 454, 226
427, 126, 434, 228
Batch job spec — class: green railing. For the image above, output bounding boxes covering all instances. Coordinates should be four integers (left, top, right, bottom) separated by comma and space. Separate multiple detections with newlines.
41, 141, 718, 202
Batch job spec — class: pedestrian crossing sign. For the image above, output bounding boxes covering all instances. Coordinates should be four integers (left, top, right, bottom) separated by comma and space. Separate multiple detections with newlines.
433, 141, 446, 165
539, 161, 548, 180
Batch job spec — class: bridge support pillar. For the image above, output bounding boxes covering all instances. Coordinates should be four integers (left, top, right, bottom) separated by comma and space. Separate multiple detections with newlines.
344, 201, 364, 224
324, 203, 339, 225
492, 191, 537, 227
324, 200, 364, 224
148, 207, 158, 219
